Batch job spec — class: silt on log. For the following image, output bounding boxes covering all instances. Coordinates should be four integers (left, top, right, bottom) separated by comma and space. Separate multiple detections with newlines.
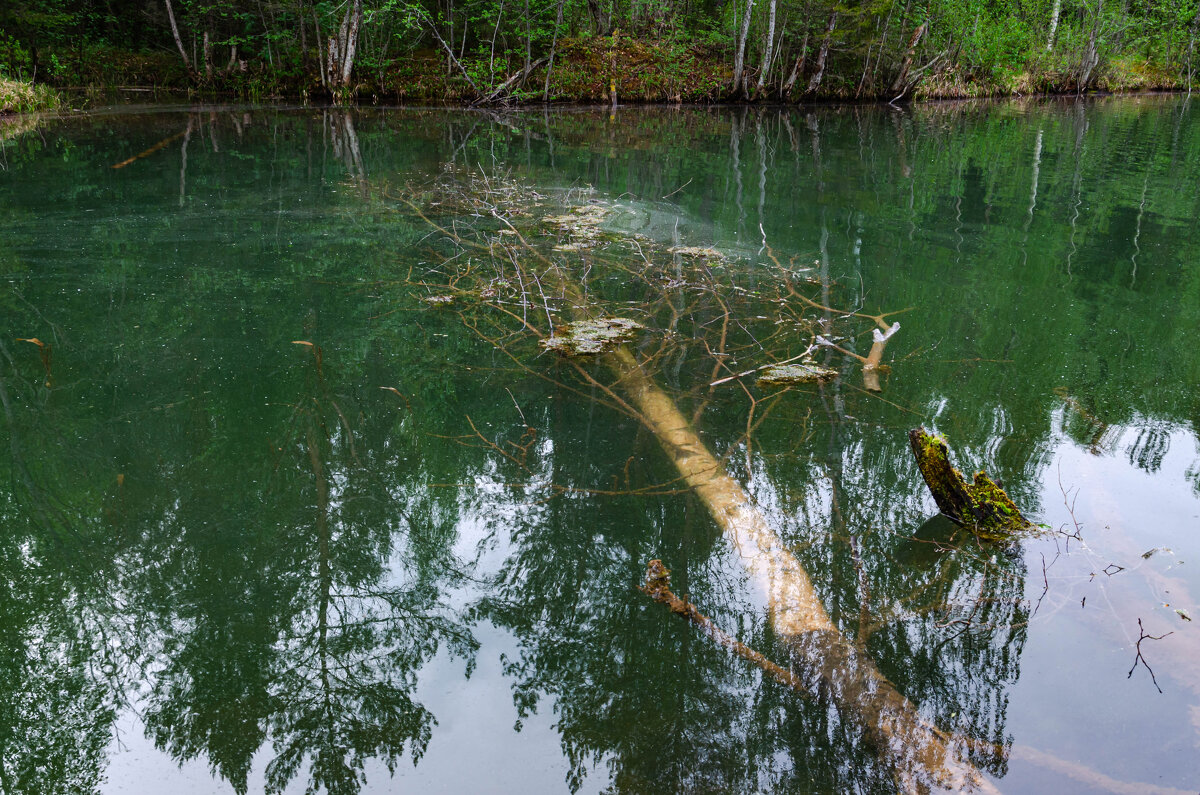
908, 427, 1031, 539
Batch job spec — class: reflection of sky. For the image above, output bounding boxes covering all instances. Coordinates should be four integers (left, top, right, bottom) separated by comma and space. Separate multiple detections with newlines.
1003, 422, 1200, 791
105, 622, 592, 794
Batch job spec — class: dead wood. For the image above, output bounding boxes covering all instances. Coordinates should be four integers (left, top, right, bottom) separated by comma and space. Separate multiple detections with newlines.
403, 182, 997, 793
909, 427, 1031, 539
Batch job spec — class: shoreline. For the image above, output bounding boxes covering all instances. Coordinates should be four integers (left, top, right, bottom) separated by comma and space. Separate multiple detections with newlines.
7, 35, 1193, 114
43, 84, 1197, 115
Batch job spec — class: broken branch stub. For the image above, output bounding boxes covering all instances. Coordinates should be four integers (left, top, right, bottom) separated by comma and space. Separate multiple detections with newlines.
909, 427, 1031, 539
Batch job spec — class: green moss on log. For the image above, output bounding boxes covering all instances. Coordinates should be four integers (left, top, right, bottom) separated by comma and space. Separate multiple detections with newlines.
908, 427, 1031, 540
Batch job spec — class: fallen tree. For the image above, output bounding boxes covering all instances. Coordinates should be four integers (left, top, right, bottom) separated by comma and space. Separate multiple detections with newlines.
400, 172, 997, 792
396, 168, 1012, 792
606, 341, 998, 793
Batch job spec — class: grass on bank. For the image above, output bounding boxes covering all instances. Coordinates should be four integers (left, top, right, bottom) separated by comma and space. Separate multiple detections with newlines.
0, 78, 61, 114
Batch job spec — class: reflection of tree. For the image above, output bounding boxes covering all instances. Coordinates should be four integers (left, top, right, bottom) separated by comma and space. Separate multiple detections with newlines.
0, 545, 114, 795
137, 345, 476, 795
478, 412, 774, 793
0, 359, 117, 795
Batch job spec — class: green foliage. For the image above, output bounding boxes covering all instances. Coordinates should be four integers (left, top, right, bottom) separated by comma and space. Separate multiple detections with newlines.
4, 0, 1200, 100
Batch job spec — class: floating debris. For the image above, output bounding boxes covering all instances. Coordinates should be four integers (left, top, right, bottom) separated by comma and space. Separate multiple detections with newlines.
552, 241, 597, 252
1142, 547, 1173, 559
1176, 609, 1192, 622
668, 245, 726, 260
544, 204, 610, 232
756, 362, 838, 387
540, 318, 644, 356
422, 294, 456, 306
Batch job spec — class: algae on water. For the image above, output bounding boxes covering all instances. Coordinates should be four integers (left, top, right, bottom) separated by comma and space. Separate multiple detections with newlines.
756, 362, 838, 387
541, 318, 644, 356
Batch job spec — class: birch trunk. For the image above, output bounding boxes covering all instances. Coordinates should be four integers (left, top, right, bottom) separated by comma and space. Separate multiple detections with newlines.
731, 0, 756, 96
164, 0, 192, 72
755, 0, 778, 94
1046, 0, 1062, 51
806, 11, 837, 94
1079, 0, 1102, 91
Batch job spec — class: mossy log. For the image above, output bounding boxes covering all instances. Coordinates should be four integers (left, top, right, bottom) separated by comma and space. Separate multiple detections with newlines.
908, 427, 1031, 539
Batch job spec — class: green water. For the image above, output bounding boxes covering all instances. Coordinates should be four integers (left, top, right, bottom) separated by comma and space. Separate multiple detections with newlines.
1, 98, 1199, 794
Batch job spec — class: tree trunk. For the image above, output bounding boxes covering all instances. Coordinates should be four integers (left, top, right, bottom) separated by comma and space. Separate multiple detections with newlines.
543, 0, 566, 100
523, 0, 532, 74
806, 11, 837, 94
327, 36, 339, 89
781, 31, 807, 98
476, 56, 550, 105
339, 0, 363, 88
731, 0, 755, 96
587, 0, 613, 35
164, 0, 192, 73
202, 31, 213, 79
600, 352, 1000, 792
755, 0, 778, 95
1047, 0, 1062, 51
890, 20, 926, 95
1079, 0, 1103, 91
314, 8, 327, 89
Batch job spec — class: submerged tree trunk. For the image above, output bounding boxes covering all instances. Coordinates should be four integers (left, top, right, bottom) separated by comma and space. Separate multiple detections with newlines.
604, 350, 998, 792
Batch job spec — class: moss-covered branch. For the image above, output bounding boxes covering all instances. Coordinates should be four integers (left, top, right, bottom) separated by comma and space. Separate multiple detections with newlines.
909, 427, 1032, 540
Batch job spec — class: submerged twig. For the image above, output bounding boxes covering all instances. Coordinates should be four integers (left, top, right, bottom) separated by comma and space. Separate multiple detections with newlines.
1127, 617, 1173, 694
640, 560, 812, 697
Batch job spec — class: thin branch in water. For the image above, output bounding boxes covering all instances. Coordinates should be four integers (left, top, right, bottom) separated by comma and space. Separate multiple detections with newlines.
1127, 618, 1173, 693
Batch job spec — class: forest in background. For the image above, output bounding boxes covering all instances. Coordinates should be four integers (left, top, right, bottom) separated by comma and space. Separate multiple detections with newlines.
2, 0, 1200, 106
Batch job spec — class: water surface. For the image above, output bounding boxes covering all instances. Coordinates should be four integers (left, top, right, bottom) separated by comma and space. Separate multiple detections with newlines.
1, 98, 1199, 794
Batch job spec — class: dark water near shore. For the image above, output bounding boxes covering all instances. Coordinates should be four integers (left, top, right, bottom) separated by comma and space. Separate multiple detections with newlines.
1, 98, 1199, 794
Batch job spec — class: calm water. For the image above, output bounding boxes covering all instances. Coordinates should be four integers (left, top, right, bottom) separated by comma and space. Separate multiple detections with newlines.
1, 98, 1199, 794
